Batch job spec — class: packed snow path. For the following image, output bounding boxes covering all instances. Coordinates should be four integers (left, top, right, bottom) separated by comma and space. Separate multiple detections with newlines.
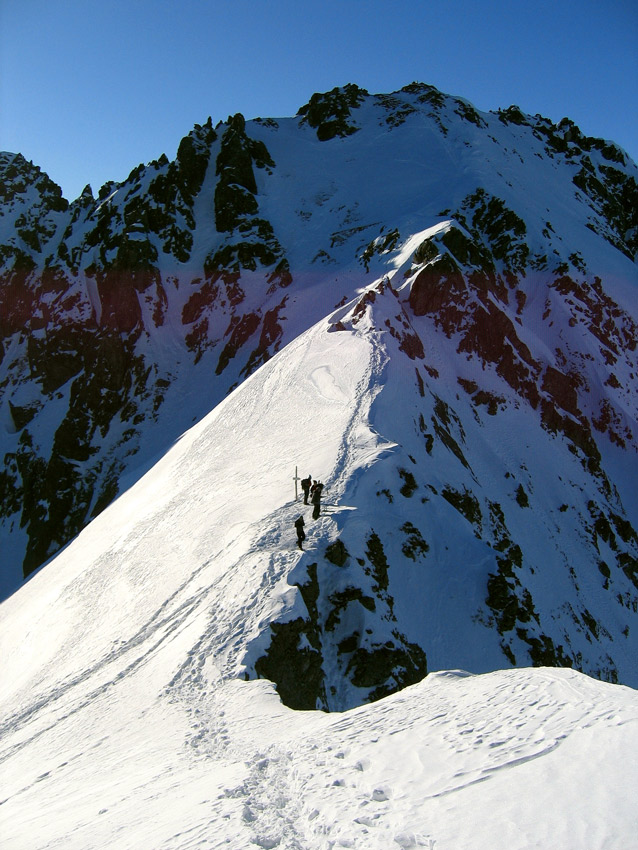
1, 666, 636, 849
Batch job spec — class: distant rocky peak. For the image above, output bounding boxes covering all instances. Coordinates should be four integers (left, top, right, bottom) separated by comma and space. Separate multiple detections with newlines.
0, 152, 68, 211
0, 153, 70, 272
174, 117, 217, 204
297, 83, 369, 140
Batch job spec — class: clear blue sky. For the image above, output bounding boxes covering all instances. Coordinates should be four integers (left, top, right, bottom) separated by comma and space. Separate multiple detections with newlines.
1, 0, 636, 201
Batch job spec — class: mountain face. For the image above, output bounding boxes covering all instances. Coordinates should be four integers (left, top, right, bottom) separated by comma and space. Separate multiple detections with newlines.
1, 83, 637, 703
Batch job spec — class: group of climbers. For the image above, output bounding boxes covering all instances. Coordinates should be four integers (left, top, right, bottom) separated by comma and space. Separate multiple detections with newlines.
294, 474, 324, 549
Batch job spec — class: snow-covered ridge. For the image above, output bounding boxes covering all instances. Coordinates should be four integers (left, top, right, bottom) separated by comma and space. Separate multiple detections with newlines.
1, 80, 637, 682
0, 290, 637, 846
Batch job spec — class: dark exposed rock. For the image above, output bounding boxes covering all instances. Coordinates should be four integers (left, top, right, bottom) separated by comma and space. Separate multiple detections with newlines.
214, 113, 274, 232
442, 486, 482, 526
413, 237, 438, 265
254, 617, 325, 711
468, 190, 529, 272
454, 99, 486, 127
365, 531, 390, 595
216, 312, 261, 376
346, 639, 427, 702
361, 229, 401, 270
458, 301, 540, 401
175, 118, 217, 202
400, 523, 429, 559
297, 84, 368, 140
8, 400, 41, 430
325, 539, 349, 567
409, 253, 465, 319
542, 365, 580, 417
431, 395, 471, 469
252, 528, 429, 710
375, 94, 417, 128
253, 562, 325, 710
325, 587, 376, 631
398, 468, 417, 498
497, 105, 528, 126
241, 299, 287, 378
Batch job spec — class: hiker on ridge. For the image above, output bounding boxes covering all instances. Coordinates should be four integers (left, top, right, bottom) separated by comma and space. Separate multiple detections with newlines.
311, 481, 323, 520
301, 474, 312, 505
294, 515, 306, 549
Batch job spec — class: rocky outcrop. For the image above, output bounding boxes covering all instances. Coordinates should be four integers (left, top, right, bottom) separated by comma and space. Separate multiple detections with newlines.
253, 532, 428, 711
297, 84, 368, 140
182, 113, 288, 373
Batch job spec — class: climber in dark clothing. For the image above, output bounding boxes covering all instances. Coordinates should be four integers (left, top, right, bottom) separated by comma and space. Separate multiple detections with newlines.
311, 482, 323, 520
294, 515, 306, 549
301, 475, 312, 505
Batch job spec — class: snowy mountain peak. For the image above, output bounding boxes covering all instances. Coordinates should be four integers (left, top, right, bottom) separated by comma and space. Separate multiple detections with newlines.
1, 82, 637, 696
1, 81, 638, 849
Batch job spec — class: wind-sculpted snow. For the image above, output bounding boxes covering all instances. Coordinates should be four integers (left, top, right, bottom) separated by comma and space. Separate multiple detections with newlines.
1, 607, 637, 849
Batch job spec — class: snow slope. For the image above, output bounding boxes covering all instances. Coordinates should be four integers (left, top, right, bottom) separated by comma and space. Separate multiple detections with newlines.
1, 300, 637, 848
1, 82, 638, 847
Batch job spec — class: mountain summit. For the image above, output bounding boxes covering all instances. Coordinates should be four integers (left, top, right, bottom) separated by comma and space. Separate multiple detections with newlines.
0, 82, 637, 697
